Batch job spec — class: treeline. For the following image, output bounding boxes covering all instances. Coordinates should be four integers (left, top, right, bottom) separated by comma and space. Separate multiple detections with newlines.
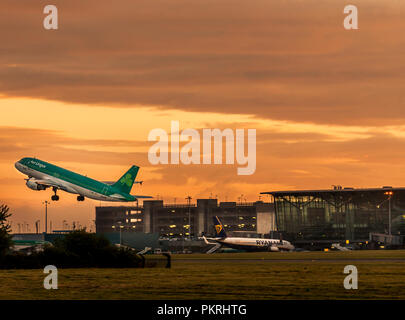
0, 230, 144, 269
0, 204, 12, 257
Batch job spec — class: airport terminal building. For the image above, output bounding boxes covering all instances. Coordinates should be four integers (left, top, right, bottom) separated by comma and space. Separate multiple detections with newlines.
262, 186, 405, 243
96, 186, 405, 248
96, 199, 275, 238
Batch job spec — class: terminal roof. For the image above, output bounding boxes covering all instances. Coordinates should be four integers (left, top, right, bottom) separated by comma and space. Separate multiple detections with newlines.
261, 187, 405, 196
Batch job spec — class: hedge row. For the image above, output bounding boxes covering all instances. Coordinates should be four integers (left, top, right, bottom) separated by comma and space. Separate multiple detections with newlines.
0, 230, 143, 269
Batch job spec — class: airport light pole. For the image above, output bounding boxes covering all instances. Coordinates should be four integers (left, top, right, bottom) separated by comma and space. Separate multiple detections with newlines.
112, 222, 123, 246
35, 220, 40, 234
385, 191, 393, 235
42, 201, 49, 234
186, 196, 192, 240
117, 221, 123, 246
377, 191, 394, 236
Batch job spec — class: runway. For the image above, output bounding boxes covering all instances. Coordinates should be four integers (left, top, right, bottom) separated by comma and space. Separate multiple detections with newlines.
173, 258, 405, 263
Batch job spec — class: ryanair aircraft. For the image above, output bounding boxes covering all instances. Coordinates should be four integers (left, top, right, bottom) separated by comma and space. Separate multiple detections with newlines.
15, 157, 152, 202
203, 216, 295, 252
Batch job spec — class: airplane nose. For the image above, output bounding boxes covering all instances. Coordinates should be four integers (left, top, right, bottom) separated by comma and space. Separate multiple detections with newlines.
15, 161, 22, 171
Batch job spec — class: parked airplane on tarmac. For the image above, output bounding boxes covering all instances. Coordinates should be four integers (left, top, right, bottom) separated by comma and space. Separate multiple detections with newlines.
203, 216, 295, 252
15, 157, 152, 202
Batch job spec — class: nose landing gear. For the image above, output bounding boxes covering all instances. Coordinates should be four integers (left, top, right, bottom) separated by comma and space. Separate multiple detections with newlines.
77, 195, 85, 201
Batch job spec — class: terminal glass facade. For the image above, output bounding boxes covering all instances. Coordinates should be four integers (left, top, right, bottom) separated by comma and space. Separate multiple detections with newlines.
268, 189, 405, 241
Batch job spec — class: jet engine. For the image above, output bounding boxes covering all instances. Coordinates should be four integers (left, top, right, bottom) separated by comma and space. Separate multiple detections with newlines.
26, 179, 47, 191
269, 246, 280, 252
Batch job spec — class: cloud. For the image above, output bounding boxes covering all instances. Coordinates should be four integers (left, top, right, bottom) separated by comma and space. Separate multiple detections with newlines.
0, 126, 148, 166
3, 121, 405, 227
0, 0, 404, 125
2, 0, 405, 226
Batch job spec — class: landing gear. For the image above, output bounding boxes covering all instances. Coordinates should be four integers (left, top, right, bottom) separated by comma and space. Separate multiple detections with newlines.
77, 195, 85, 202
51, 187, 59, 201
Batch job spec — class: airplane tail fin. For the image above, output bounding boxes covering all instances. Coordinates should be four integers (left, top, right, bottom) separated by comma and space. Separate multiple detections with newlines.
112, 165, 139, 194
213, 216, 227, 238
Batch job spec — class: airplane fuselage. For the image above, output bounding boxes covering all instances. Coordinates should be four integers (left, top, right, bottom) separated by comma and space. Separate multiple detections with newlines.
205, 215, 295, 252
206, 236, 295, 252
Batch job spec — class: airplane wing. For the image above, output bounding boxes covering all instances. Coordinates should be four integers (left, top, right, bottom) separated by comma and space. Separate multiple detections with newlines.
133, 195, 153, 199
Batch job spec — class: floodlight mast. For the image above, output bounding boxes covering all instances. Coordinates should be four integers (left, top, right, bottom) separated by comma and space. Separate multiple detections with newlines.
385, 191, 393, 236
378, 191, 393, 236
42, 201, 50, 234
186, 196, 192, 240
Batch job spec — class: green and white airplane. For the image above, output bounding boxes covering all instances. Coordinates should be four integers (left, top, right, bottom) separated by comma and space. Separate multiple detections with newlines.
15, 157, 152, 202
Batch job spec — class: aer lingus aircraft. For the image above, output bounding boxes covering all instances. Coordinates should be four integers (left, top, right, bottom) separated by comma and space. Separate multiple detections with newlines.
15, 157, 152, 202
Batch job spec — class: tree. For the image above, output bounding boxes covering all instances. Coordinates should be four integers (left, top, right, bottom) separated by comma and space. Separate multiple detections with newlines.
0, 204, 12, 256
51, 229, 143, 267
54, 229, 111, 259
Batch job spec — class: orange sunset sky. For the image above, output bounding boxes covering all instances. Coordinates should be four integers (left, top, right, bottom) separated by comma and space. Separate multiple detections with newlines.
1, 0, 405, 231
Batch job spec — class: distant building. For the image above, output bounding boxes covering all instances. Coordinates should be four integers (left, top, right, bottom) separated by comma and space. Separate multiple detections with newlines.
262, 186, 405, 242
95, 199, 275, 238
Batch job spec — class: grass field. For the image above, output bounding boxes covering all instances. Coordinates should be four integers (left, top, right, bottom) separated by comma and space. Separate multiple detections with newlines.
1, 250, 405, 300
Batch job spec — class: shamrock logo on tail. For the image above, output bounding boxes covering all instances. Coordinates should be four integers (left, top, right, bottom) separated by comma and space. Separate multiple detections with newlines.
120, 174, 133, 187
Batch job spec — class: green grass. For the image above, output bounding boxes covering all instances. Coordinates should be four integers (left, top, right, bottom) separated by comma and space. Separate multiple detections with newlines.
171, 249, 405, 261
1, 250, 405, 300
